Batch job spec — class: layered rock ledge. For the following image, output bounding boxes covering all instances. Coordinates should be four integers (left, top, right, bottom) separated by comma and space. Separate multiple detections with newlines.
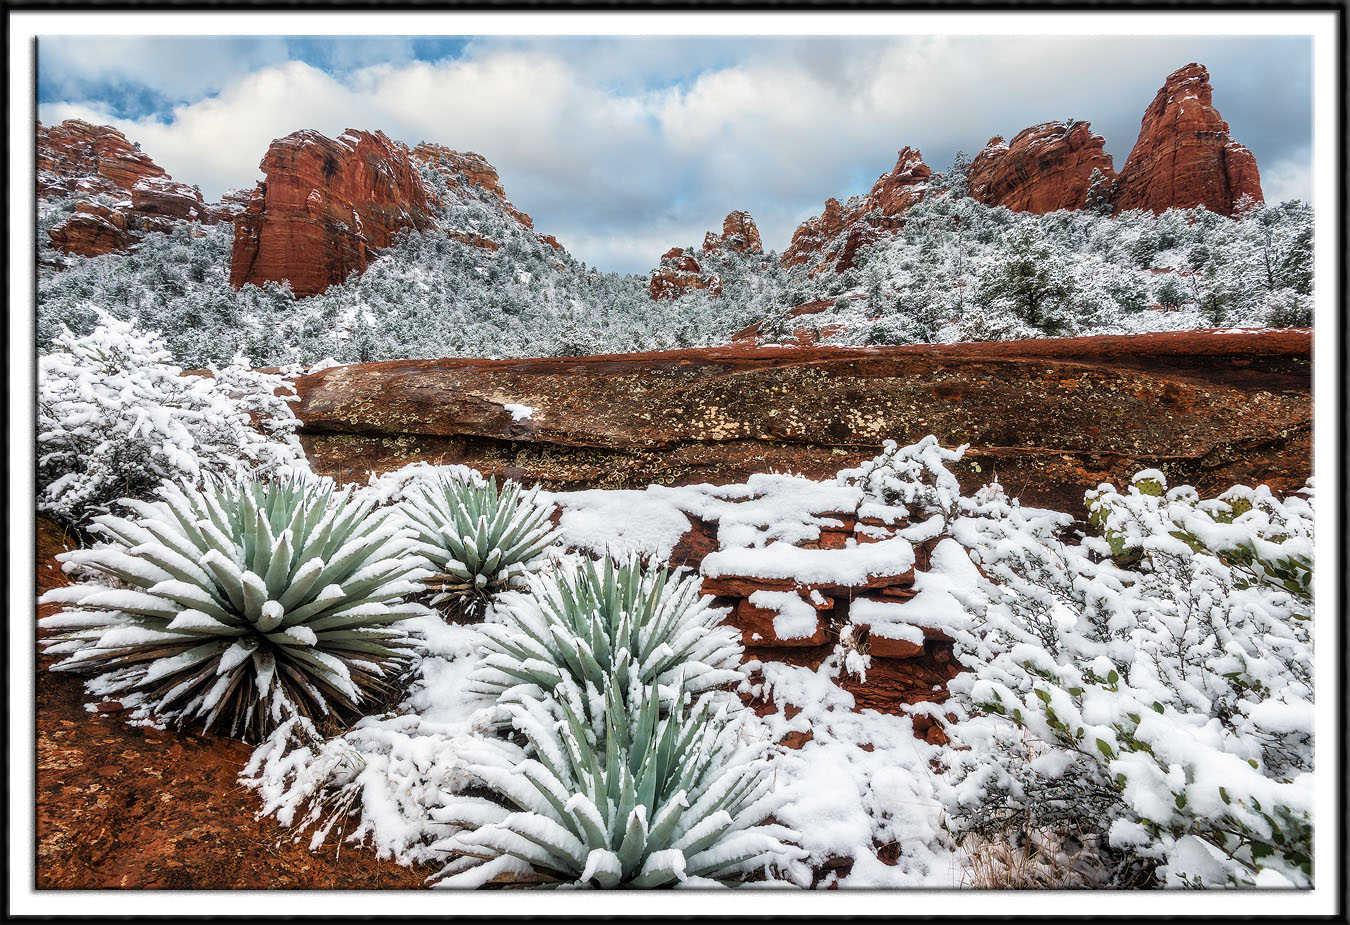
293, 329, 1311, 515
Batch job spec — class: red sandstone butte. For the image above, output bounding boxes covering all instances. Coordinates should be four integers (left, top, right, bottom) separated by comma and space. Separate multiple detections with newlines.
968, 121, 1117, 213
229, 129, 436, 297
1112, 63, 1263, 216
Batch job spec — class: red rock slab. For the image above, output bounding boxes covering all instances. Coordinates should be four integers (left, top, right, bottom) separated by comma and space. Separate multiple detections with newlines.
839, 644, 964, 715
48, 202, 135, 257
730, 595, 831, 648
787, 299, 835, 318
700, 565, 915, 600
294, 331, 1310, 515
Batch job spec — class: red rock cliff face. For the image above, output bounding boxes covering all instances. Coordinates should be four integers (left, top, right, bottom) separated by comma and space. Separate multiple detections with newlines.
38, 120, 225, 257
782, 146, 931, 274
291, 331, 1311, 516
229, 129, 436, 297
1112, 63, 1263, 216
968, 121, 1116, 213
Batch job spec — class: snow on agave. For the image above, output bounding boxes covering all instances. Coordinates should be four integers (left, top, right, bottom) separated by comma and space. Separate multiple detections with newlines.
468, 555, 744, 726
433, 682, 801, 887
400, 473, 560, 607
39, 476, 432, 741
428, 554, 798, 887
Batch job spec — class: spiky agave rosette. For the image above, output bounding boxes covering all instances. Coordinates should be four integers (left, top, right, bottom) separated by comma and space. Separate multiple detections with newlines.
431, 681, 803, 888
399, 472, 561, 609
39, 476, 433, 741
468, 555, 744, 728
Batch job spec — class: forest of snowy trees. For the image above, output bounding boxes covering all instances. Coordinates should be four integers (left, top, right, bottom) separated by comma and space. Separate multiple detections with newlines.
37, 155, 1313, 370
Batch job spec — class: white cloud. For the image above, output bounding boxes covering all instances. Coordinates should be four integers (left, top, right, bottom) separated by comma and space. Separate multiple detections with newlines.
37, 36, 1313, 273
1260, 151, 1313, 205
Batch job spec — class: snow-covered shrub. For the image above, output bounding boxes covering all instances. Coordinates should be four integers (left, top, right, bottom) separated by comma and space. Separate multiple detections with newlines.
836, 434, 969, 530
432, 683, 801, 887
39, 476, 432, 741
943, 467, 1315, 888
400, 472, 561, 611
37, 311, 306, 526
468, 555, 743, 728
1261, 290, 1313, 328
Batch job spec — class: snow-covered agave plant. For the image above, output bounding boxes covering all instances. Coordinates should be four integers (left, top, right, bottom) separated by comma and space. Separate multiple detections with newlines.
432, 682, 801, 887
39, 476, 432, 741
399, 472, 561, 609
468, 555, 744, 727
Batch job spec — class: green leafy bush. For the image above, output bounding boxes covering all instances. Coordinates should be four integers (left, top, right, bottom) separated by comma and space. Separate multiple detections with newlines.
40, 476, 431, 740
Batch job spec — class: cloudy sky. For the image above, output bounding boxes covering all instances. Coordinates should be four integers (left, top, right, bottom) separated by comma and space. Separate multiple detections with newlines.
37, 34, 1313, 273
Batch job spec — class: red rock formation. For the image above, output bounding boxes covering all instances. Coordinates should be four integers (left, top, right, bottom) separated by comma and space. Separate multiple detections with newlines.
866, 146, 933, 219
702, 210, 763, 254
782, 147, 931, 273
411, 142, 573, 256
37, 119, 166, 200
412, 143, 534, 227
38, 120, 229, 257
1113, 63, 1263, 216
649, 211, 762, 300
781, 198, 847, 270
46, 201, 134, 257
649, 247, 722, 300
215, 188, 255, 222
129, 176, 212, 222
968, 121, 1117, 213
229, 129, 436, 297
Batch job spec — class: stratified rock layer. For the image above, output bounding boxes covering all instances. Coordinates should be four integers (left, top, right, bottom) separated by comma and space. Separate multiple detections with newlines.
229, 129, 436, 297
1113, 63, 1263, 216
968, 121, 1117, 213
292, 330, 1310, 515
